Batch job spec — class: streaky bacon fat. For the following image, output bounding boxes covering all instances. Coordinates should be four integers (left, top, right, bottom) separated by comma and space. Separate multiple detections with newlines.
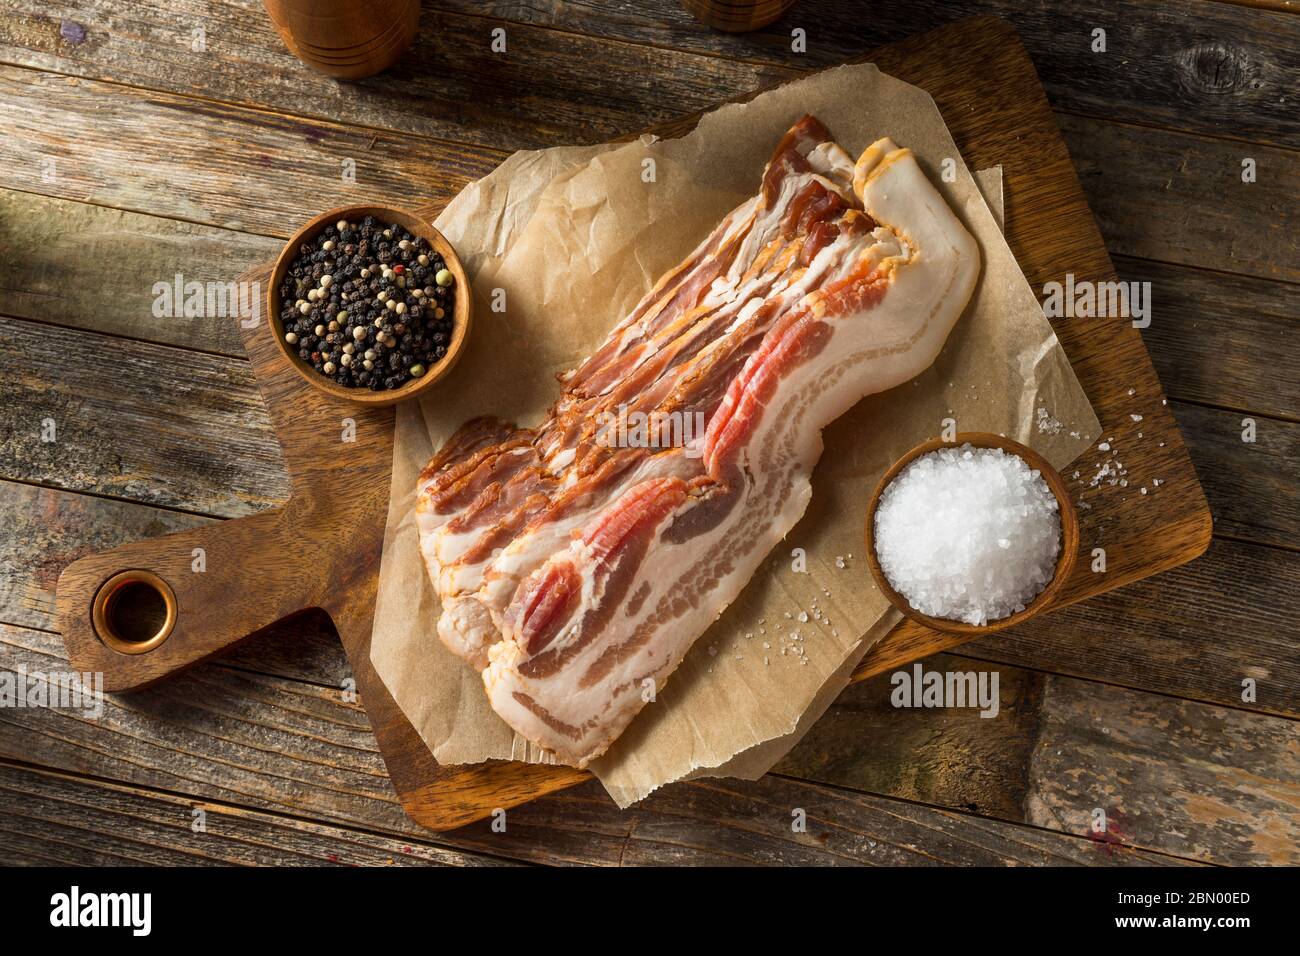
415, 117, 980, 766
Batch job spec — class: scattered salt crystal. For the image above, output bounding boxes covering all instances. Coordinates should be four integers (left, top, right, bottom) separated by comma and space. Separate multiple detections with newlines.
1127, 388, 1135, 396
835, 555, 846, 569
797, 611, 808, 623
1036, 406, 1064, 435
1130, 414, 1143, 422
873, 444, 1062, 626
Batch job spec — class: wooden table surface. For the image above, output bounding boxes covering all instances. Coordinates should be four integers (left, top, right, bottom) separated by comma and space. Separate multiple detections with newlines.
0, 0, 1295, 867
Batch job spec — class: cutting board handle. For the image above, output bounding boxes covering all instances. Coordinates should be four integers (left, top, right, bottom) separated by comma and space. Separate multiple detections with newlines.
56, 506, 316, 692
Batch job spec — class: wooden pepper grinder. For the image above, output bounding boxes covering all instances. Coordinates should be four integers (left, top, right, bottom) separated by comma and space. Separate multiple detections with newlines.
680, 0, 799, 32
263, 0, 419, 79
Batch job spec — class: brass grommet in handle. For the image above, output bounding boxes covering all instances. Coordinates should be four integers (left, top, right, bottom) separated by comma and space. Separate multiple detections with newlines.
91, 570, 178, 654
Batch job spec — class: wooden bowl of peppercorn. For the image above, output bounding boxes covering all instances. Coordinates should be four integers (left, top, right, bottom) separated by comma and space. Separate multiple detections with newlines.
267, 204, 472, 406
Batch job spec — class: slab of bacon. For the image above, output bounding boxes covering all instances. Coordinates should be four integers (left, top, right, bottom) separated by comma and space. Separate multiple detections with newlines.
416, 116, 980, 767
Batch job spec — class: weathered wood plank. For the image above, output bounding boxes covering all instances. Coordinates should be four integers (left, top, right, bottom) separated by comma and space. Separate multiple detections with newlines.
0, 622, 1198, 864
0, 621, 413, 834
0, 761, 515, 866
1, 24, 1293, 292
1026, 677, 1300, 866
0, 480, 351, 686
0, 315, 288, 517
1173, 400, 1298, 547
776, 653, 1044, 820
526, 776, 1192, 866
0, 481, 204, 631
0, 188, 276, 356
1060, 113, 1298, 284
1123, 256, 1298, 421
431, 0, 1300, 148
966, 537, 1300, 717
0, 1, 789, 153
779, 651, 1300, 865
5, 0, 1295, 151
0, 65, 503, 237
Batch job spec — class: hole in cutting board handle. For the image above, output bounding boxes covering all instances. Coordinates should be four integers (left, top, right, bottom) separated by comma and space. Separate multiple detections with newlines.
92, 570, 177, 654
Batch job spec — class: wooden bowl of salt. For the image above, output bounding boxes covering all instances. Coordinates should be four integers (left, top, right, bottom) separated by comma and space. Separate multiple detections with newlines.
863, 433, 1080, 636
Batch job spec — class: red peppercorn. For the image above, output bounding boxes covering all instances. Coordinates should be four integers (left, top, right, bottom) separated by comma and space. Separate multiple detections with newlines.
393, 265, 405, 275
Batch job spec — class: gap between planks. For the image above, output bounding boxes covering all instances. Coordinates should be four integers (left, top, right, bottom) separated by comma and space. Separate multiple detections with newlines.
0, 756, 528, 867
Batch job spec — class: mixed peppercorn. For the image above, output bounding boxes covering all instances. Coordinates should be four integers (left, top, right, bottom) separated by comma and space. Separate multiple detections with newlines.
277, 216, 456, 391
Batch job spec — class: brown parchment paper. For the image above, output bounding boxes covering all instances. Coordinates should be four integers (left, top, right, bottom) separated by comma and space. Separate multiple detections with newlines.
370, 63, 1100, 808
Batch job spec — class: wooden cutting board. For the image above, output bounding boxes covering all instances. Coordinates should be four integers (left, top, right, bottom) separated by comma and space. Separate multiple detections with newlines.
56, 16, 1211, 830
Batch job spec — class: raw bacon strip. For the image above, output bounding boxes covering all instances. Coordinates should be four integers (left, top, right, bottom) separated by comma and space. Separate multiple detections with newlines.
417, 119, 980, 766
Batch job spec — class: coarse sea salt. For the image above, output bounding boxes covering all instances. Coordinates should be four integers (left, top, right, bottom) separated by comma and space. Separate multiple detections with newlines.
873, 444, 1062, 626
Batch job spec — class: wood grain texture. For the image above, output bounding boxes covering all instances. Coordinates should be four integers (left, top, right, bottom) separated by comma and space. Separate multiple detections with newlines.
0, 65, 503, 237
1062, 113, 1298, 284
1123, 256, 1298, 421
0, 1, 789, 152
0, 622, 1200, 864
0, 481, 206, 632
0, 187, 277, 356
1025, 677, 1300, 866
967, 537, 1300, 717
776, 652, 1047, 820
1172, 400, 1298, 548
45, 18, 1213, 831
1, 9, 1292, 293
0, 315, 289, 517
430, 0, 1300, 148
0, 761, 513, 866
8, 0, 1295, 150
780, 651, 1300, 865
0, 480, 354, 685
